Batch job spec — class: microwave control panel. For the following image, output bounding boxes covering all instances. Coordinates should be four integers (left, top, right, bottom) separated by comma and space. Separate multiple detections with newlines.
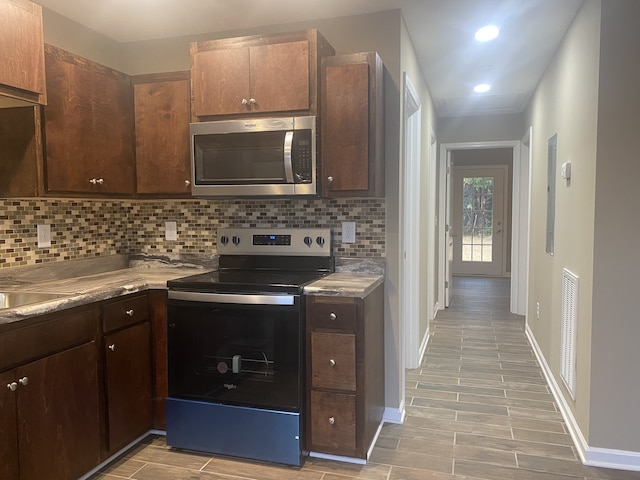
292, 130, 313, 183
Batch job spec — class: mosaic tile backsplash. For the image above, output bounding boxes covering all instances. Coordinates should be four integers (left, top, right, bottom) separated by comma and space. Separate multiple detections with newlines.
0, 198, 385, 269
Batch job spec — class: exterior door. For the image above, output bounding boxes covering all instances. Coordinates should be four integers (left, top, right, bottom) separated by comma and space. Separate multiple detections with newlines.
452, 165, 507, 276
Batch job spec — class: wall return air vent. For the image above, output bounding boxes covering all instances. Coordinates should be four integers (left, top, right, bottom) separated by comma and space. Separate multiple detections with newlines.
561, 268, 579, 400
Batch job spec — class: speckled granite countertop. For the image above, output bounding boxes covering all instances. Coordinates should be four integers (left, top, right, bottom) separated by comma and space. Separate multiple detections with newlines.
0, 254, 384, 325
303, 272, 384, 297
0, 254, 211, 326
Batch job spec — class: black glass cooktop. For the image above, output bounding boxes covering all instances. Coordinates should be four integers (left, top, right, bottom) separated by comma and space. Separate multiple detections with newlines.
167, 269, 329, 294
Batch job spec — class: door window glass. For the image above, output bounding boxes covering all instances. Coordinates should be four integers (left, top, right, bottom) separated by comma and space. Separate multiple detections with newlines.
462, 176, 494, 262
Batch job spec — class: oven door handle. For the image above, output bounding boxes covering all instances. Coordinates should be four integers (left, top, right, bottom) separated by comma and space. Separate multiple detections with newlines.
168, 290, 295, 306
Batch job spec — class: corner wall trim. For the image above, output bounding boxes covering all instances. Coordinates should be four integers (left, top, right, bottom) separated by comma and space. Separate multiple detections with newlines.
526, 324, 640, 472
383, 400, 406, 425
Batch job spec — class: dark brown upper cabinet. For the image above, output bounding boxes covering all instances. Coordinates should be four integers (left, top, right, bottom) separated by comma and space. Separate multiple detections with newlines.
43, 44, 135, 195
321, 52, 384, 198
191, 29, 334, 120
133, 72, 192, 196
0, 0, 47, 107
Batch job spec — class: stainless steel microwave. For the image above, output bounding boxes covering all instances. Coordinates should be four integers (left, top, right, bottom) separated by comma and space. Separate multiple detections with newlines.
190, 116, 317, 197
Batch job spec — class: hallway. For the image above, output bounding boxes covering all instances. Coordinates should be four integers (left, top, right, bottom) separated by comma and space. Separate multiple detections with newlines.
90, 276, 640, 480
376, 276, 640, 479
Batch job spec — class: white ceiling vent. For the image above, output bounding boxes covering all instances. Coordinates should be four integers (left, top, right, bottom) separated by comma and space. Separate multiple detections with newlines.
561, 268, 579, 400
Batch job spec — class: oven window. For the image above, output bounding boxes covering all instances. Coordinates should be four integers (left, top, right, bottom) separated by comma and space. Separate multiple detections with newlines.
167, 299, 302, 411
194, 131, 287, 184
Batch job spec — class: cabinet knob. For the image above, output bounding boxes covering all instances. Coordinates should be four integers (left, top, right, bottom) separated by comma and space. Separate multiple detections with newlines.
96, 178, 104, 185
328, 416, 335, 425
329, 312, 337, 321
7, 382, 17, 392
126, 309, 134, 316
327, 176, 334, 183
184, 180, 191, 187
242, 98, 248, 106
108, 344, 116, 351
18, 376, 28, 386
249, 98, 256, 105
329, 359, 336, 367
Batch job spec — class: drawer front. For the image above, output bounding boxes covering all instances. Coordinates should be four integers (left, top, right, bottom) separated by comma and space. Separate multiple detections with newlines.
307, 298, 356, 330
0, 306, 98, 372
102, 294, 149, 333
311, 332, 356, 391
310, 390, 356, 452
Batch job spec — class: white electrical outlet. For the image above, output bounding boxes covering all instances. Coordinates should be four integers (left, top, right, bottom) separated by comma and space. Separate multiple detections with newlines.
342, 222, 356, 243
37, 224, 51, 248
165, 221, 177, 241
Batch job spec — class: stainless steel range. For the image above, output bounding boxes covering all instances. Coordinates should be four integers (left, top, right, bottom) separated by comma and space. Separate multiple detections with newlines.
165, 228, 333, 466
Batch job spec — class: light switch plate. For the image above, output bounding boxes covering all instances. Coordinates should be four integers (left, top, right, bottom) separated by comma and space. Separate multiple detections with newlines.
342, 221, 356, 243
37, 224, 51, 248
165, 221, 177, 241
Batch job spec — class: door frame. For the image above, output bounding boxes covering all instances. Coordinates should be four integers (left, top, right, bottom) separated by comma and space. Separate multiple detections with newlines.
401, 72, 422, 370
438, 140, 528, 315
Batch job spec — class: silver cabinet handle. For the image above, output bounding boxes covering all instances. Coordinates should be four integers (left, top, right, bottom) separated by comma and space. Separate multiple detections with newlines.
89, 178, 104, 185
329, 359, 336, 367
18, 377, 28, 386
249, 98, 256, 105
125, 309, 134, 316
327, 176, 334, 183
7, 382, 17, 391
329, 312, 337, 321
184, 180, 191, 187
108, 344, 115, 351
242, 98, 248, 105
328, 417, 335, 425
97, 178, 104, 185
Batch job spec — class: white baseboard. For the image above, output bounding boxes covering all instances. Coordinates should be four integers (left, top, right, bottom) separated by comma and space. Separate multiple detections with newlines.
383, 399, 406, 425
418, 331, 429, 367
526, 324, 640, 472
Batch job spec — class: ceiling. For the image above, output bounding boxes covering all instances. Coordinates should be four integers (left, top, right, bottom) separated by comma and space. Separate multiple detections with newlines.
34, 0, 584, 118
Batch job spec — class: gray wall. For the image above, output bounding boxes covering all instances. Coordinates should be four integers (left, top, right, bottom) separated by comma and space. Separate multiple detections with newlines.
590, 0, 640, 451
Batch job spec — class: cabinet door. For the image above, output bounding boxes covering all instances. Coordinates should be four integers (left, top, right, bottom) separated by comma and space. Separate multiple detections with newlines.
249, 41, 310, 113
321, 52, 384, 197
16, 342, 101, 480
192, 47, 250, 116
0, 370, 19, 480
134, 75, 191, 194
104, 322, 152, 453
0, 0, 46, 104
44, 45, 135, 194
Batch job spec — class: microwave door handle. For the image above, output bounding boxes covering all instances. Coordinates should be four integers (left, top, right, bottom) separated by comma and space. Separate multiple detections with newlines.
283, 131, 294, 183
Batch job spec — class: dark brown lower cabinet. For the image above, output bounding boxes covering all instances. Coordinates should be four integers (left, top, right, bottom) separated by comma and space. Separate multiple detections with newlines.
306, 283, 385, 460
0, 370, 19, 480
103, 295, 152, 455
2, 342, 101, 480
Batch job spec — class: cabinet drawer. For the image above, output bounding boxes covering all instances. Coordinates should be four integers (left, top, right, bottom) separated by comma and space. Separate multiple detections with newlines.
310, 390, 356, 452
102, 294, 148, 333
0, 307, 98, 371
311, 332, 356, 391
307, 298, 356, 330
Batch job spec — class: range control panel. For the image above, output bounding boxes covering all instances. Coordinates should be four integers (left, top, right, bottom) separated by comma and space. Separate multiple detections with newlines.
217, 228, 331, 256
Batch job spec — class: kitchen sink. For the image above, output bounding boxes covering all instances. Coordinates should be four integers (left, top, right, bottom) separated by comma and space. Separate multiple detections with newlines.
0, 292, 69, 310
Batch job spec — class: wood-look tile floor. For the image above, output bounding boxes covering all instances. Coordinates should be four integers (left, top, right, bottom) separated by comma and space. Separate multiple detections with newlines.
90, 276, 640, 480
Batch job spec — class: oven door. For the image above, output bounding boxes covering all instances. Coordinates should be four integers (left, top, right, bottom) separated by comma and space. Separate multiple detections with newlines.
167, 291, 303, 412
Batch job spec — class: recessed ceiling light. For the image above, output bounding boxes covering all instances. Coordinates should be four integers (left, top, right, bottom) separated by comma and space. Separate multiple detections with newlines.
473, 83, 491, 93
475, 25, 499, 42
